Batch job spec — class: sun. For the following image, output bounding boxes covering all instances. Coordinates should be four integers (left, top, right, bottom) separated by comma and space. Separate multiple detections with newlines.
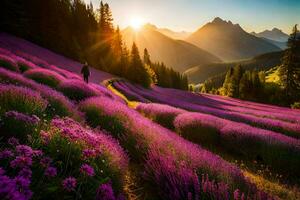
130, 17, 144, 30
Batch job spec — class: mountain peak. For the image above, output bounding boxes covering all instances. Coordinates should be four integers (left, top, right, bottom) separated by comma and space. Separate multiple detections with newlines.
212, 17, 225, 24
143, 23, 157, 30
210, 17, 241, 28
272, 28, 282, 32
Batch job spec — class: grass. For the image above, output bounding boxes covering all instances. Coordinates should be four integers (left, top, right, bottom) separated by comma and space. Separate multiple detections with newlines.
244, 171, 300, 200
107, 84, 140, 109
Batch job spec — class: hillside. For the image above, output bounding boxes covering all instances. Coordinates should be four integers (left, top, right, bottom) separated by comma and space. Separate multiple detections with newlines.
0, 33, 299, 200
156, 27, 191, 40
261, 37, 287, 49
185, 51, 283, 84
186, 17, 281, 61
0, 33, 115, 83
122, 24, 221, 72
252, 28, 289, 42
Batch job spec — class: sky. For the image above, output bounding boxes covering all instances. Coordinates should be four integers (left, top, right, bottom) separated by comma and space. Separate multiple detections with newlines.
85, 0, 300, 34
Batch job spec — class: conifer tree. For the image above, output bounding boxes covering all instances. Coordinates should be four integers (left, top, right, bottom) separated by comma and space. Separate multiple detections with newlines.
232, 64, 243, 97
222, 67, 234, 96
279, 24, 300, 103
129, 43, 151, 87
143, 48, 151, 65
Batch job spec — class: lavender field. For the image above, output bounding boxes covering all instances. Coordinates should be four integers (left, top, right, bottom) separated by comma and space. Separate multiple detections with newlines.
0, 38, 299, 200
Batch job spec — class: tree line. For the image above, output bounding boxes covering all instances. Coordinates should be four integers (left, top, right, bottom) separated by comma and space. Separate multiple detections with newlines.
199, 25, 300, 107
0, 0, 188, 89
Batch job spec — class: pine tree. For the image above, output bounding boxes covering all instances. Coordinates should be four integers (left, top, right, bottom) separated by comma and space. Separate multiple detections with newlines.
279, 24, 300, 103
143, 48, 151, 65
232, 64, 243, 97
222, 67, 234, 96
103, 3, 114, 37
239, 71, 252, 99
129, 43, 151, 87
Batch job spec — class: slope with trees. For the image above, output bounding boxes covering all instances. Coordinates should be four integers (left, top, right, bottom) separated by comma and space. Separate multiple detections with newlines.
185, 51, 283, 84
122, 24, 221, 72
0, 0, 188, 89
199, 25, 300, 107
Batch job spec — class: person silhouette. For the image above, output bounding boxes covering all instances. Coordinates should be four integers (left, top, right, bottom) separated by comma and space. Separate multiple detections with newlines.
81, 62, 90, 83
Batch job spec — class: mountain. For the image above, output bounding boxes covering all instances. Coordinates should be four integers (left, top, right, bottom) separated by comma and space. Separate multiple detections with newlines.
122, 24, 221, 72
186, 17, 281, 61
252, 28, 289, 42
185, 51, 283, 84
261, 37, 287, 49
156, 28, 191, 40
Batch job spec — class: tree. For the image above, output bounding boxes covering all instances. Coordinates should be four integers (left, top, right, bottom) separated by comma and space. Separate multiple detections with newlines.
143, 48, 151, 65
128, 43, 151, 87
279, 24, 300, 103
222, 67, 234, 96
232, 64, 243, 97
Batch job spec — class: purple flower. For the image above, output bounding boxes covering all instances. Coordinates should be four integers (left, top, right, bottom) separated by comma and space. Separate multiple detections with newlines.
0, 173, 27, 200
234, 189, 240, 200
45, 166, 57, 178
14, 176, 30, 188
14, 175, 32, 199
18, 168, 32, 179
0, 149, 14, 159
8, 137, 19, 146
5, 111, 40, 125
16, 145, 33, 157
40, 156, 52, 167
0, 168, 5, 175
10, 156, 32, 168
82, 149, 96, 160
96, 183, 116, 200
62, 177, 77, 192
80, 164, 95, 177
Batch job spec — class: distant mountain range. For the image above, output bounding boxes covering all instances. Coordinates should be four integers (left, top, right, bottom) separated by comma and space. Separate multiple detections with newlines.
122, 18, 287, 80
260, 37, 287, 50
122, 24, 221, 72
185, 51, 283, 84
251, 28, 289, 42
186, 17, 281, 61
156, 28, 191, 40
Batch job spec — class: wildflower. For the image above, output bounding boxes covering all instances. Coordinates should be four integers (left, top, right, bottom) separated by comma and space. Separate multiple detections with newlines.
0, 173, 26, 200
96, 182, 116, 200
80, 164, 95, 177
82, 149, 96, 160
0, 168, 5, 175
45, 166, 57, 178
0, 149, 14, 159
5, 111, 40, 125
233, 189, 240, 200
40, 156, 52, 167
16, 145, 33, 157
8, 137, 19, 146
14, 176, 30, 188
62, 177, 77, 192
14, 175, 32, 199
18, 168, 32, 179
40, 130, 50, 144
10, 156, 32, 168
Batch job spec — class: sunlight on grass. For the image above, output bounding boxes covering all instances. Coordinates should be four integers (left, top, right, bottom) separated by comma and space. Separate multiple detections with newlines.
243, 171, 300, 200
107, 84, 140, 109
266, 67, 281, 83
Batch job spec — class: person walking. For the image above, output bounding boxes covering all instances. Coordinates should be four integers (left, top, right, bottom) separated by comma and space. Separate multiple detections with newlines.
81, 62, 90, 83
